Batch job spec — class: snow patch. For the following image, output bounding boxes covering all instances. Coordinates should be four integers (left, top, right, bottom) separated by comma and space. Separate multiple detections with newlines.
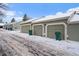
8, 31, 79, 55
70, 14, 79, 22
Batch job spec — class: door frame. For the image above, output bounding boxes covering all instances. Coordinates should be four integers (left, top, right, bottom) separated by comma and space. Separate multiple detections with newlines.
46, 22, 67, 40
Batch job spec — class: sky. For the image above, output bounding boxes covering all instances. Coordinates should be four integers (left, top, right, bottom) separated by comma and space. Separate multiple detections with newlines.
3, 3, 79, 23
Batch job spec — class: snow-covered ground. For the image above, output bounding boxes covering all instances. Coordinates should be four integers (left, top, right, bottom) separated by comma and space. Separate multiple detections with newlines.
8, 30, 79, 56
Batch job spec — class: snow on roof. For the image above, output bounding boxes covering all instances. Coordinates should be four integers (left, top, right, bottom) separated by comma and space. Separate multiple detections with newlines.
0, 23, 4, 26
21, 18, 36, 24
20, 11, 77, 24
32, 12, 72, 23
69, 13, 79, 24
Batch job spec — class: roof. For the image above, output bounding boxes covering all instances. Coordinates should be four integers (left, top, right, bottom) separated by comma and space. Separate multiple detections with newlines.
32, 12, 72, 23
20, 11, 79, 24
20, 18, 36, 25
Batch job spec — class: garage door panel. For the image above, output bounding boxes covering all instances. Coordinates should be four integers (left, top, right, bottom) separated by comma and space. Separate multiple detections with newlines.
21, 25, 30, 33
68, 24, 79, 41
33, 25, 43, 36
47, 25, 64, 40
47, 25, 64, 30
47, 31, 55, 38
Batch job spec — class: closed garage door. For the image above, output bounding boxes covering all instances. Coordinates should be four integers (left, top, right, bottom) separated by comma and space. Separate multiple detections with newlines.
47, 25, 64, 40
68, 24, 79, 41
21, 25, 30, 33
33, 25, 43, 36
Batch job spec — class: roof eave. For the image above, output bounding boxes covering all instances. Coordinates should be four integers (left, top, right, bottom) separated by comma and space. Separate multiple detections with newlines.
32, 16, 69, 23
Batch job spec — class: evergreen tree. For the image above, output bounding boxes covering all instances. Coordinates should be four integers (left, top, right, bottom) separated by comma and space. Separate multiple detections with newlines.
11, 18, 16, 23
22, 14, 30, 21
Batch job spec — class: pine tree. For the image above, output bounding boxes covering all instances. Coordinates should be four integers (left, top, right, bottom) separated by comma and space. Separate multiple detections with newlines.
11, 18, 16, 23
22, 14, 30, 21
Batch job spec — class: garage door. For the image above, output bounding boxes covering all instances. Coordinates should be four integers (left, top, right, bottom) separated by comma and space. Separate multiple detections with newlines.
21, 25, 30, 33
47, 25, 64, 40
68, 24, 79, 41
33, 25, 43, 36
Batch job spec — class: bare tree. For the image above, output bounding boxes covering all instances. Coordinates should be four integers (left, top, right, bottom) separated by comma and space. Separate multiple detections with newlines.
0, 3, 8, 23
0, 3, 8, 16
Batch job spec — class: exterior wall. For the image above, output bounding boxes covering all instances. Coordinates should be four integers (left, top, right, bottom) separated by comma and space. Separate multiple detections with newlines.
33, 19, 67, 40
4, 23, 13, 30
13, 22, 21, 31
4, 22, 21, 31
32, 24, 43, 36
20, 19, 68, 40
6, 24, 13, 30
67, 24, 79, 41
21, 24, 31, 33
9, 24, 13, 30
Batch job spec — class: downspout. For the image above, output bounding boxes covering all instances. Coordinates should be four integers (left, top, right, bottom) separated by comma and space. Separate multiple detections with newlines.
66, 11, 76, 40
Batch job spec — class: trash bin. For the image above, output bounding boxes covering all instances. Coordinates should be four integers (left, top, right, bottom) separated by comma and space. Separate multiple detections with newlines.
55, 32, 61, 41
29, 30, 32, 35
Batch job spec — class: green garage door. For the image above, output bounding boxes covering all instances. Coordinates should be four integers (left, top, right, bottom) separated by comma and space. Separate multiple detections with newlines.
21, 25, 30, 33
47, 25, 64, 40
33, 25, 43, 36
